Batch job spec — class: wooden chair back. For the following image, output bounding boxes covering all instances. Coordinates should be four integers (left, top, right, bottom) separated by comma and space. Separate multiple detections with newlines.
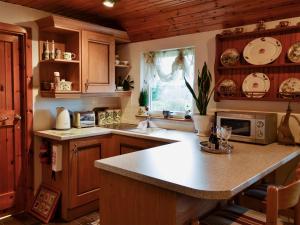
266, 168, 300, 225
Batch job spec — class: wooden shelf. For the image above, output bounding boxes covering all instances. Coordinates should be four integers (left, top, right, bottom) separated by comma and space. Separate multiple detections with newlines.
40, 59, 80, 64
115, 64, 130, 68
40, 90, 81, 98
216, 95, 300, 102
135, 114, 192, 122
217, 63, 300, 71
214, 25, 300, 102
115, 91, 132, 96
217, 25, 300, 40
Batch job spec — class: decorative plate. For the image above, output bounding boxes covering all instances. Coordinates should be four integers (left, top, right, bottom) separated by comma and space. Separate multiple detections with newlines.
218, 79, 237, 96
243, 37, 282, 65
220, 48, 240, 66
279, 78, 300, 97
287, 42, 300, 63
242, 72, 270, 98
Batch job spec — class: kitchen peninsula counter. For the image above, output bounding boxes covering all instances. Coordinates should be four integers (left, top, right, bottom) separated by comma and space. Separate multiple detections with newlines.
35, 126, 300, 225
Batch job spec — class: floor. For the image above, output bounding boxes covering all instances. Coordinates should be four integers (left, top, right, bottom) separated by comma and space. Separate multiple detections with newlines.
0, 212, 99, 225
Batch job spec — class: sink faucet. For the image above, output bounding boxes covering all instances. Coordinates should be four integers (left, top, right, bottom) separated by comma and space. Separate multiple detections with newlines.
146, 115, 151, 128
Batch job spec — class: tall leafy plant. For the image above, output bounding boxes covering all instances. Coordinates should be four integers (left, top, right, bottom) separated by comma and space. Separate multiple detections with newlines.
184, 62, 214, 115
138, 89, 149, 107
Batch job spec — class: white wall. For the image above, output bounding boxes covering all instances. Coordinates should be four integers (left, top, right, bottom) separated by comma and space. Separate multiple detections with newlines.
118, 16, 300, 141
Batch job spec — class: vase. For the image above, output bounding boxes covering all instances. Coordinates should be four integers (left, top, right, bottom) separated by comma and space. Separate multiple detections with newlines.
192, 114, 213, 136
137, 106, 147, 115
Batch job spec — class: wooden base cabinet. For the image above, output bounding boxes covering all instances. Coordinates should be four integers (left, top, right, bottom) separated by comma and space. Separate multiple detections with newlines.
42, 135, 113, 221
41, 134, 167, 221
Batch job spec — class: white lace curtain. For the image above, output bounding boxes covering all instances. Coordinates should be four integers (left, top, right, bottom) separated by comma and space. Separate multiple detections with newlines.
143, 48, 195, 87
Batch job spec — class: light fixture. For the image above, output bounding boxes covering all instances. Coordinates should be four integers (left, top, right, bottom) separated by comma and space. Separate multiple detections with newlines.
103, 0, 117, 8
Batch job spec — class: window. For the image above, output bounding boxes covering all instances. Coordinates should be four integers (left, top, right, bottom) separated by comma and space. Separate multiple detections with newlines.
143, 48, 195, 113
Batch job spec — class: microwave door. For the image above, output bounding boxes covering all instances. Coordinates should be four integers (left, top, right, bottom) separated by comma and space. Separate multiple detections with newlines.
218, 117, 256, 142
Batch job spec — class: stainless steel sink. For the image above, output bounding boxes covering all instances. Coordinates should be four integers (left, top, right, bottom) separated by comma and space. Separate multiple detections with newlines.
127, 127, 165, 134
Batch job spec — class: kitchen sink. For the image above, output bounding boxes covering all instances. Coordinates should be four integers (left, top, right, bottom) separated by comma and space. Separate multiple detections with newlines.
127, 127, 165, 134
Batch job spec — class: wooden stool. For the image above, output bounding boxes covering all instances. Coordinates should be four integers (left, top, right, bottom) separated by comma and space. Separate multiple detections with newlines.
197, 170, 300, 225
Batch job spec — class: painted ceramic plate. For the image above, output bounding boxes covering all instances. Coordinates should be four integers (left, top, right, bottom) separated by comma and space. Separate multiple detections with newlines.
218, 79, 237, 95
279, 78, 300, 97
220, 48, 240, 66
287, 42, 300, 63
242, 72, 270, 98
243, 37, 282, 65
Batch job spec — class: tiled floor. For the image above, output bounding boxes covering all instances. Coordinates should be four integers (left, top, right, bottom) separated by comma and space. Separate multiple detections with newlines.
0, 212, 99, 225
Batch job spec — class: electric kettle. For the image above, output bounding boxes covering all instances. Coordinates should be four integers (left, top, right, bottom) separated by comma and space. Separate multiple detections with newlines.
55, 107, 71, 130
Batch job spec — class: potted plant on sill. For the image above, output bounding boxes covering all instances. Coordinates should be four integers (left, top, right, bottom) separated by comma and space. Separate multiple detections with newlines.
184, 62, 214, 136
138, 88, 149, 115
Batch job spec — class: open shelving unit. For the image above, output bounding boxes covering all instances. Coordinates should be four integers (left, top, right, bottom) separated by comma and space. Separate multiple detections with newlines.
37, 17, 82, 98
214, 25, 300, 102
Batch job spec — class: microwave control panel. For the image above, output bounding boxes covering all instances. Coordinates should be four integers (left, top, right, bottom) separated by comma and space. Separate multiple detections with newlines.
255, 120, 265, 139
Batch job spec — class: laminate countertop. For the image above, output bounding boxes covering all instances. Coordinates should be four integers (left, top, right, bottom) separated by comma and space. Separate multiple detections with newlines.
35, 126, 300, 200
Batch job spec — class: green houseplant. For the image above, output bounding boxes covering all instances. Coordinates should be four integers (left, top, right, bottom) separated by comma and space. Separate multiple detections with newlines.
184, 62, 214, 136
138, 89, 149, 115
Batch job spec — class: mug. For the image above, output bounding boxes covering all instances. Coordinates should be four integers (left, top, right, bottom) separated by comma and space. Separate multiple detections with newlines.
63, 52, 76, 60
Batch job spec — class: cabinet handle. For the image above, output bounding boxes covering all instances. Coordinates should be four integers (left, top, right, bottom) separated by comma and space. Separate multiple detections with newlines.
85, 79, 89, 92
72, 144, 78, 154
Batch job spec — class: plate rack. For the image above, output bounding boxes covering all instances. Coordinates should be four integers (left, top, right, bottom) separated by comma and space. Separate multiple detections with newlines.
214, 25, 300, 102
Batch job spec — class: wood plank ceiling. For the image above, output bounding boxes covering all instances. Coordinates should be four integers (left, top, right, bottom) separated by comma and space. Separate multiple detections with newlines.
2, 0, 300, 42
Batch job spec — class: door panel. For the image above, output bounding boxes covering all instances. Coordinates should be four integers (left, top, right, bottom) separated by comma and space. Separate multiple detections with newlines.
88, 41, 109, 84
77, 146, 101, 194
82, 31, 115, 93
69, 137, 103, 209
0, 33, 22, 212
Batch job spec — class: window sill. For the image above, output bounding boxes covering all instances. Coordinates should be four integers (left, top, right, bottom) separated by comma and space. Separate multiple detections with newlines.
135, 114, 192, 122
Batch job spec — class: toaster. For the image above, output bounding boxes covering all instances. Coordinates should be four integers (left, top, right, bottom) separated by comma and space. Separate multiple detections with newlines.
73, 111, 95, 128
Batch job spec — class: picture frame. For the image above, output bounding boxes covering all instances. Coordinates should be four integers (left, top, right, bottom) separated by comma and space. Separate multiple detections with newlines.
29, 184, 61, 223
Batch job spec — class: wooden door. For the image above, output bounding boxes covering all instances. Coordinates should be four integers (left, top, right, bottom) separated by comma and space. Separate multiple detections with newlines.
69, 136, 110, 208
0, 33, 23, 213
82, 30, 115, 93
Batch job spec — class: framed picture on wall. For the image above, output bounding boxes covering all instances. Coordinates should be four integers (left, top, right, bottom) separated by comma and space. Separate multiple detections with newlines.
29, 184, 61, 223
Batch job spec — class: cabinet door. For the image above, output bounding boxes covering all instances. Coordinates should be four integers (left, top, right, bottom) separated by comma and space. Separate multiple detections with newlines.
69, 136, 110, 208
82, 31, 115, 93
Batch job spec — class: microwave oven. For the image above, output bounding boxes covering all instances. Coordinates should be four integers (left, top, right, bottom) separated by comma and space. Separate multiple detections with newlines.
216, 111, 277, 145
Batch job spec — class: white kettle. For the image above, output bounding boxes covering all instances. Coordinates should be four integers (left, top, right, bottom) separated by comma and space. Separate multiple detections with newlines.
55, 107, 71, 130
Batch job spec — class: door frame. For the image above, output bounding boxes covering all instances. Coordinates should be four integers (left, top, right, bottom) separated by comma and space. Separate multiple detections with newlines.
0, 22, 33, 214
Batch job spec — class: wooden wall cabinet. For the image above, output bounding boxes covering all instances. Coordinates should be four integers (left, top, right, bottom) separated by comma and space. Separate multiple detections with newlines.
82, 31, 115, 93
36, 15, 129, 98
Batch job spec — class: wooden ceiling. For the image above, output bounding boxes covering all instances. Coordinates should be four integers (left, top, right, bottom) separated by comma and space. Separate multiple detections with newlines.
2, 0, 300, 42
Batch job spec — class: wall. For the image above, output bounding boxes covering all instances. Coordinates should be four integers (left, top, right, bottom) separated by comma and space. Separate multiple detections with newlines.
118, 16, 300, 141
0, 1, 121, 191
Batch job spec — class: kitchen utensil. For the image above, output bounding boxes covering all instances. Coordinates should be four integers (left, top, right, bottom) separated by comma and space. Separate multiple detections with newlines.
243, 37, 282, 65
279, 78, 300, 97
242, 72, 270, 98
287, 42, 300, 63
55, 107, 71, 130
220, 48, 240, 66
217, 79, 237, 96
